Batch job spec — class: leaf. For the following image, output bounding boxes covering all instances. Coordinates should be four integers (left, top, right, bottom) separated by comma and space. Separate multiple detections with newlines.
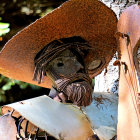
0, 28, 10, 36
0, 22, 10, 29
2, 83, 12, 91
19, 83, 28, 89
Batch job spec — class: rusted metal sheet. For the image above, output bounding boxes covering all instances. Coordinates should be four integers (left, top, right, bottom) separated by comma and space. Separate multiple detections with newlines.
2, 92, 118, 140
117, 4, 140, 140
2, 95, 94, 140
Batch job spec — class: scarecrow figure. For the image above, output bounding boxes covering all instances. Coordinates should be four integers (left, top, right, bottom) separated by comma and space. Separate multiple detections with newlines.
0, 0, 117, 139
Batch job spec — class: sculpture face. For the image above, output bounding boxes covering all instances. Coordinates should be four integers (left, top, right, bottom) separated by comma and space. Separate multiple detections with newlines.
46, 49, 84, 78
33, 36, 93, 106
46, 49, 93, 106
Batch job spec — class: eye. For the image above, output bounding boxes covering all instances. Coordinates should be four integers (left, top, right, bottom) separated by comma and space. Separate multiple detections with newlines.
57, 62, 64, 67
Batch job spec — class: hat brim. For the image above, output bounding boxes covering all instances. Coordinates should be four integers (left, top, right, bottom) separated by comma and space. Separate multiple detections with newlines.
0, 0, 117, 88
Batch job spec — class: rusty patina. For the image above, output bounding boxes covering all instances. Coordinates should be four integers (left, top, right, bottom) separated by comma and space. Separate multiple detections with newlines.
117, 4, 140, 140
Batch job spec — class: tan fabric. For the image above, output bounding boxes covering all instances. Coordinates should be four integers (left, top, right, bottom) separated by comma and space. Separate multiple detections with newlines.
0, 0, 117, 88
117, 4, 140, 140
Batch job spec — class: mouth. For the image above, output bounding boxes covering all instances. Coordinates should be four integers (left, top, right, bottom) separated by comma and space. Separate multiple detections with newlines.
70, 73, 92, 85
73, 79, 85, 83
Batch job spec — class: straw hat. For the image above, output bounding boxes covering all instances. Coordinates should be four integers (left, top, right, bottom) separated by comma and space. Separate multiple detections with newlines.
0, 0, 117, 88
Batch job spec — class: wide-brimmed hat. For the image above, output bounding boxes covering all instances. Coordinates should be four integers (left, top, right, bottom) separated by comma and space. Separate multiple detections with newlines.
0, 0, 117, 88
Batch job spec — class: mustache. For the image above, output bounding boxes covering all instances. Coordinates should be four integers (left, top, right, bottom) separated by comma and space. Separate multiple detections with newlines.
54, 73, 92, 91
54, 73, 93, 107
47, 66, 92, 86
47, 67, 93, 106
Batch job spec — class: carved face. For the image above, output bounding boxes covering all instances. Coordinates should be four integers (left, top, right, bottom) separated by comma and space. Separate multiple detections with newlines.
46, 49, 93, 106
33, 36, 93, 106
46, 49, 84, 77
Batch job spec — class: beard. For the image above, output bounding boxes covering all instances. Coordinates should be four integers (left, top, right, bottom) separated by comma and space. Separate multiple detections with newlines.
53, 73, 93, 107
65, 81, 93, 106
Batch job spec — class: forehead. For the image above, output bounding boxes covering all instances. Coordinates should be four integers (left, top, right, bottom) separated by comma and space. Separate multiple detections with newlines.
57, 49, 75, 57
47, 49, 78, 68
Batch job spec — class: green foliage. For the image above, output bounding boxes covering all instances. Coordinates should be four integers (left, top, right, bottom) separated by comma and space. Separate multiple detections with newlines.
2, 79, 29, 91
0, 91, 6, 103
0, 18, 10, 104
0, 22, 10, 29
92, 78, 95, 91
92, 78, 95, 86
40, 7, 53, 17
0, 75, 41, 103
0, 28, 10, 36
0, 17, 10, 36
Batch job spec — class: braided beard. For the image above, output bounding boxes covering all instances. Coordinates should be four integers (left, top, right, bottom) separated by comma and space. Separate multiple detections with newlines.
61, 80, 93, 106
48, 69, 93, 107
